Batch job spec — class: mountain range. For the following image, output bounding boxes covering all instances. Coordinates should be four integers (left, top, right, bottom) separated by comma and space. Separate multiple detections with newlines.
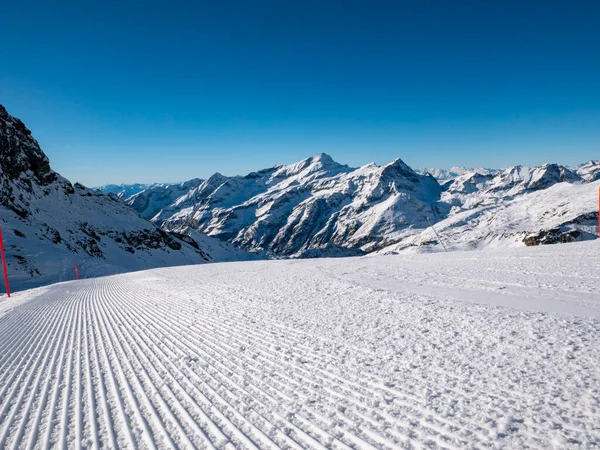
1, 103, 598, 291
101, 155, 600, 257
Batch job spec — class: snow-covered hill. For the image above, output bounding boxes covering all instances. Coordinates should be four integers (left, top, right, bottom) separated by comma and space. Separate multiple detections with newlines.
0, 104, 214, 292
124, 155, 598, 257
1, 242, 599, 448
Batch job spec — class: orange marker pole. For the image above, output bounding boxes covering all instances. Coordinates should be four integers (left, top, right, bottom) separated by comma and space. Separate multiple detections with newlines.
74, 264, 79, 280
0, 228, 10, 297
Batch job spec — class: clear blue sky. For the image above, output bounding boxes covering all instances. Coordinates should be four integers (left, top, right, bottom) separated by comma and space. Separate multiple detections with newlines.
1, 0, 599, 186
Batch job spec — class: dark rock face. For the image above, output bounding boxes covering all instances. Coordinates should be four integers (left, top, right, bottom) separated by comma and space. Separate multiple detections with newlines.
523, 229, 582, 246
0, 105, 55, 187
523, 213, 598, 246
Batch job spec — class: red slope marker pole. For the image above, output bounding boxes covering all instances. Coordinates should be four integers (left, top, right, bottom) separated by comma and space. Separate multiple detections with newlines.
598, 186, 600, 239
0, 228, 10, 297
74, 264, 79, 280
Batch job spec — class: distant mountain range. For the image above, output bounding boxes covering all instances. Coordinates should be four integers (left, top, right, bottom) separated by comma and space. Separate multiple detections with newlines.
2, 103, 599, 292
416, 166, 501, 182
94, 183, 157, 198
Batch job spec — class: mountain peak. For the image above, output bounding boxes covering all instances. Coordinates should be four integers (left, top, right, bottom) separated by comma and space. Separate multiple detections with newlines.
311, 152, 335, 164
205, 172, 228, 184
380, 158, 420, 182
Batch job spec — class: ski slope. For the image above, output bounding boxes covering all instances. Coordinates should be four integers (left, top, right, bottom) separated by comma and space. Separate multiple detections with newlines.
1, 242, 599, 449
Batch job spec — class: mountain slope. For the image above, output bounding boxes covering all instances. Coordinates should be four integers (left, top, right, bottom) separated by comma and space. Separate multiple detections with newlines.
380, 178, 599, 253
576, 160, 600, 182
126, 178, 203, 221
0, 104, 211, 292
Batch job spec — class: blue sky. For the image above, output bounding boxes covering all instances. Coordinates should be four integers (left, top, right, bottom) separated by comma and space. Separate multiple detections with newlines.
1, 0, 599, 186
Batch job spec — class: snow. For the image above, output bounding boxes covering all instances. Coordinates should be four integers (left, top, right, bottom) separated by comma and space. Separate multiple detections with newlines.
576, 161, 600, 182
126, 179, 203, 221
1, 241, 599, 448
0, 183, 208, 292
151, 155, 444, 257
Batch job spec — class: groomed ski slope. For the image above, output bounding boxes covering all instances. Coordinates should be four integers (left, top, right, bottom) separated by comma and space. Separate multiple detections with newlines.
1, 243, 600, 449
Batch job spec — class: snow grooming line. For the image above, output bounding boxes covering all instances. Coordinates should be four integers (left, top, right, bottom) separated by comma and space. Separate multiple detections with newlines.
0, 227, 10, 297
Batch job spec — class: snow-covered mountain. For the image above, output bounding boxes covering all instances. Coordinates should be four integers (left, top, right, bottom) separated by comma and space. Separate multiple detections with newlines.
4, 101, 595, 279
381, 164, 598, 253
123, 156, 598, 257
125, 179, 204, 221
130, 154, 442, 257
576, 160, 600, 182
0, 104, 216, 292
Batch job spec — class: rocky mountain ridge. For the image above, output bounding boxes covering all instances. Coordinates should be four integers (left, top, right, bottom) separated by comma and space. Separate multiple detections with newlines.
380, 162, 599, 253
0, 104, 214, 292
